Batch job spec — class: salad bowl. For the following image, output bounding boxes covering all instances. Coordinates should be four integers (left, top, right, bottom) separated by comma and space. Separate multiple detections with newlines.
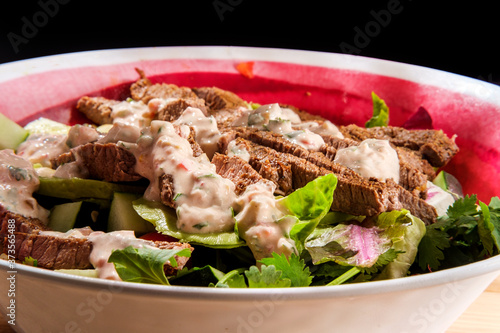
0, 46, 499, 333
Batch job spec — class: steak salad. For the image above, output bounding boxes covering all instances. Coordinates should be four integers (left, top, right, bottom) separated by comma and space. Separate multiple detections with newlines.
1, 69, 499, 288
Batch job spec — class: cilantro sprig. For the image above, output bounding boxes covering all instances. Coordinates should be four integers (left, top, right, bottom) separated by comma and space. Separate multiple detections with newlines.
416, 195, 500, 272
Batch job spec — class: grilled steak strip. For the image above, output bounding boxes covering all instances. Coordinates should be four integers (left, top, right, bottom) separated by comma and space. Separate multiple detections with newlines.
220, 127, 432, 196
221, 138, 437, 224
340, 124, 459, 167
0, 210, 192, 273
51, 142, 142, 182
130, 68, 199, 104
212, 153, 274, 195
76, 96, 119, 125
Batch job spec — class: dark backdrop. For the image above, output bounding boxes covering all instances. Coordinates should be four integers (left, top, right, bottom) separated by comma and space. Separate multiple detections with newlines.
1, 1, 498, 83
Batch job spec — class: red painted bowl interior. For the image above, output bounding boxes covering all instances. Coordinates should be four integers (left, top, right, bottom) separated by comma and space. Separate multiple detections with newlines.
1, 58, 498, 202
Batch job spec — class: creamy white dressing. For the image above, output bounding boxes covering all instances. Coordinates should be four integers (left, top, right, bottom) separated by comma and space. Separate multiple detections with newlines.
97, 122, 142, 144
131, 120, 237, 233
227, 140, 251, 162
0, 150, 49, 222
66, 124, 102, 148
39, 227, 93, 238
234, 182, 296, 262
334, 139, 400, 182
173, 107, 221, 159
284, 129, 325, 151
16, 133, 69, 167
111, 100, 154, 128
294, 120, 344, 139
231, 103, 325, 151
88, 230, 155, 280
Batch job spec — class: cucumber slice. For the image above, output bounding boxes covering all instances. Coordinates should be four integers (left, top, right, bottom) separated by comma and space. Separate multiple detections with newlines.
0, 113, 29, 150
108, 192, 155, 235
24, 117, 70, 135
96, 124, 113, 133
55, 269, 99, 278
432, 170, 448, 190
37, 177, 146, 201
48, 201, 83, 232
48, 200, 109, 232
170, 265, 226, 287
432, 171, 464, 198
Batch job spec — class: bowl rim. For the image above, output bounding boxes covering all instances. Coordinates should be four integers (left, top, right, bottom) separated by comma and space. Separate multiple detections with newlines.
1, 45, 500, 301
1, 45, 500, 105
1, 255, 500, 301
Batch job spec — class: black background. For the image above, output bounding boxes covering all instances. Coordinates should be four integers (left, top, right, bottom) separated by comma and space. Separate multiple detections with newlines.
1, 0, 499, 84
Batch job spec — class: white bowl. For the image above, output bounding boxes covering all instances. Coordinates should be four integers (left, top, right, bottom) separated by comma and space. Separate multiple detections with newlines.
1, 46, 499, 333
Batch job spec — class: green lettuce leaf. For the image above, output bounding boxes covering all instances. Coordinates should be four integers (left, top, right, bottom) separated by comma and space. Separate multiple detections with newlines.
305, 210, 425, 279
375, 212, 426, 279
277, 173, 337, 253
132, 198, 245, 249
365, 92, 389, 128
108, 246, 192, 285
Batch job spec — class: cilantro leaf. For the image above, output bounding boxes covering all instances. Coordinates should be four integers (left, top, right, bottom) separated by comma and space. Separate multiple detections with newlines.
108, 246, 192, 285
446, 194, 478, 220
212, 268, 248, 288
365, 92, 389, 128
417, 225, 450, 271
244, 265, 291, 288
259, 252, 313, 287
22, 256, 38, 267
478, 201, 500, 256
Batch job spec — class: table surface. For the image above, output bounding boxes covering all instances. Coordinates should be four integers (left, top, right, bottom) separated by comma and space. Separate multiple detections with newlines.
1, 275, 500, 332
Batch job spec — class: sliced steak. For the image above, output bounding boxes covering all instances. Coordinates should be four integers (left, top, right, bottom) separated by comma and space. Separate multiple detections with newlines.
223, 138, 437, 224
51, 142, 142, 182
212, 153, 274, 195
130, 69, 197, 104
155, 98, 208, 122
76, 96, 120, 125
1, 210, 192, 273
0, 208, 47, 235
192, 86, 248, 112
159, 174, 176, 208
191, 86, 249, 128
11, 232, 94, 269
340, 124, 459, 167
222, 127, 432, 196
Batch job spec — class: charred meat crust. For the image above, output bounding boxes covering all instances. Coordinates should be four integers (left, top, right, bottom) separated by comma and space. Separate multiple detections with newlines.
339, 124, 459, 167
0, 210, 192, 273
212, 153, 274, 195
219, 137, 437, 224
51, 142, 142, 183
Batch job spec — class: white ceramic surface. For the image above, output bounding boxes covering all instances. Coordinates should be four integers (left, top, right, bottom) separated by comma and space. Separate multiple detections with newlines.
1, 46, 500, 333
